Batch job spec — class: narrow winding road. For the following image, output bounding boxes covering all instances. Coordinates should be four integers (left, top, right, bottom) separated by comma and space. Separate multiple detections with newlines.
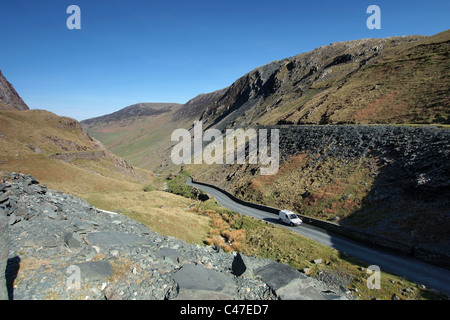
187, 178, 450, 296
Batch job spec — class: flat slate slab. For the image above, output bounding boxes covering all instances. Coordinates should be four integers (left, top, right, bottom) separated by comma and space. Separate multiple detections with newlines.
255, 262, 333, 300
255, 262, 307, 291
156, 247, 181, 265
276, 278, 326, 300
172, 264, 237, 300
86, 232, 148, 247
75, 261, 113, 282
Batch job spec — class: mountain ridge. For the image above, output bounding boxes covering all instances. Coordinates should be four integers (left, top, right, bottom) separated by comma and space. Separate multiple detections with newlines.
82, 102, 182, 125
0, 69, 29, 111
82, 30, 449, 173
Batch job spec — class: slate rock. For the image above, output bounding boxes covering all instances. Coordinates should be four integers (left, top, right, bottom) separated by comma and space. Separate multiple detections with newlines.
275, 278, 326, 300
64, 232, 83, 248
75, 261, 113, 282
0, 183, 10, 192
156, 247, 181, 265
172, 264, 237, 300
232, 252, 272, 278
86, 232, 149, 247
0, 194, 8, 204
255, 262, 306, 292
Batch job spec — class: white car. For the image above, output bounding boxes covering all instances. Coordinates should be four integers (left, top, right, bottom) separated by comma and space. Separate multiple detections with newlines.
279, 209, 302, 226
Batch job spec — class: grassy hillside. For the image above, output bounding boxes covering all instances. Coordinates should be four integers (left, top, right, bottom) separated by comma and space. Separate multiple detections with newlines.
275, 30, 450, 125
0, 109, 211, 244
81, 103, 190, 173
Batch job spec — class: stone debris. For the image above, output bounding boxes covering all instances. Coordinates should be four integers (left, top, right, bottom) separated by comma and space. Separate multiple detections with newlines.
0, 172, 353, 300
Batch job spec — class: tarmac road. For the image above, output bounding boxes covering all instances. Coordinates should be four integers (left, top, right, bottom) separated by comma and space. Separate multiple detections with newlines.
187, 178, 450, 296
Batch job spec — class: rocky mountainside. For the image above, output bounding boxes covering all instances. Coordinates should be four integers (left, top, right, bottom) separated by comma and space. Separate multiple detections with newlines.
198, 30, 449, 131
82, 30, 449, 173
0, 172, 352, 300
0, 69, 29, 111
173, 88, 228, 121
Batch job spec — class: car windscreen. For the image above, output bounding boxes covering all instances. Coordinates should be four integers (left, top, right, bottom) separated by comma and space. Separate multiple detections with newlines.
288, 214, 298, 219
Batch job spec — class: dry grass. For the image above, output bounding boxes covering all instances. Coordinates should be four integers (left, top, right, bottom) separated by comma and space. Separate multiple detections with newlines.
0, 108, 211, 245
83, 190, 210, 245
192, 200, 248, 253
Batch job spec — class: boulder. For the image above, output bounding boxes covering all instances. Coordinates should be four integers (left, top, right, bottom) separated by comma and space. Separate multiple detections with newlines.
171, 264, 237, 300
255, 262, 305, 292
255, 262, 329, 300
156, 247, 181, 265
0, 212, 9, 300
231, 252, 272, 278
75, 261, 113, 282
64, 232, 83, 248
276, 278, 327, 300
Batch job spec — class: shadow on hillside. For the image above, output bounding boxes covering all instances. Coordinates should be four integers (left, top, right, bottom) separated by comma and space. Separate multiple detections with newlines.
318, 128, 450, 298
334, 128, 450, 266
6, 256, 20, 300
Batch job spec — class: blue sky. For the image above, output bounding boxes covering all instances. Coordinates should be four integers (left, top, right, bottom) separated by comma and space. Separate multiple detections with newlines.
0, 0, 448, 120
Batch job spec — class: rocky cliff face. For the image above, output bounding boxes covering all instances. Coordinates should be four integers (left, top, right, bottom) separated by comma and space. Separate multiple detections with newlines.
198, 30, 449, 130
173, 88, 228, 121
0, 69, 29, 111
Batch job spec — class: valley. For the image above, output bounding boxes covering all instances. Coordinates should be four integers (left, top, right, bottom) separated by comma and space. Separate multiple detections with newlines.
1, 28, 449, 300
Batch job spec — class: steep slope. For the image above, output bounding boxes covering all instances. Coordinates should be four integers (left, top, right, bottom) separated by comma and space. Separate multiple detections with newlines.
173, 88, 228, 121
0, 69, 29, 111
187, 125, 450, 262
181, 31, 450, 266
0, 109, 152, 194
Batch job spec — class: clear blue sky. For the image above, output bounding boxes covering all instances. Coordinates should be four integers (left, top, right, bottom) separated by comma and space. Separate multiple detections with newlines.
0, 0, 448, 120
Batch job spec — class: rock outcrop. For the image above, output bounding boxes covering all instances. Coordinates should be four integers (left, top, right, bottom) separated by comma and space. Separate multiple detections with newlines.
191, 31, 449, 130
0, 172, 351, 300
0, 69, 29, 111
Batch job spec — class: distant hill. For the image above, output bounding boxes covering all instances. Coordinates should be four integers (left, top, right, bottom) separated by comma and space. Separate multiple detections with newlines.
82, 103, 182, 125
0, 69, 29, 111
81, 103, 186, 171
